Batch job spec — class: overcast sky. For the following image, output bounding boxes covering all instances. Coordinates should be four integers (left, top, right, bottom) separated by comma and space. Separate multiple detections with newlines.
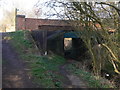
0, 0, 119, 20
0, 0, 50, 20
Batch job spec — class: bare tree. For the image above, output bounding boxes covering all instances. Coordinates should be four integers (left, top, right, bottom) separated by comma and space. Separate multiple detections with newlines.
44, 1, 120, 75
0, 9, 15, 32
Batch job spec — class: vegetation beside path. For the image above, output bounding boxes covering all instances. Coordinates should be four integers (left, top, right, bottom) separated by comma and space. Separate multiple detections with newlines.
9, 30, 66, 88
66, 62, 115, 88
8, 30, 115, 88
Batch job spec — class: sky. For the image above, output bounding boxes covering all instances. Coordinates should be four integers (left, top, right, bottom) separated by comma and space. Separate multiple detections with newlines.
0, 0, 119, 20
0, 0, 66, 20
0, 0, 50, 20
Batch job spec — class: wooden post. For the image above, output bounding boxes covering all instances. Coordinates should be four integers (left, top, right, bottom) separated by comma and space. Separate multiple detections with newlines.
45, 30, 47, 55
43, 30, 47, 55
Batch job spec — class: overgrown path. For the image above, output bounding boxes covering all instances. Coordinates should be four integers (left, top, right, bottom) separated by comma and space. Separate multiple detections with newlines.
59, 61, 88, 88
2, 33, 38, 88
2, 32, 88, 88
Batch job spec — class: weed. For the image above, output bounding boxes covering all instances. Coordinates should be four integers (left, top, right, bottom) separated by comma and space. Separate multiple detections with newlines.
9, 30, 66, 88
66, 63, 115, 88
29, 55, 66, 87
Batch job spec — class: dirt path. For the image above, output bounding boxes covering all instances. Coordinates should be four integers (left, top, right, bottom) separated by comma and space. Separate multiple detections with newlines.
2, 33, 38, 88
59, 61, 88, 88
2, 33, 88, 88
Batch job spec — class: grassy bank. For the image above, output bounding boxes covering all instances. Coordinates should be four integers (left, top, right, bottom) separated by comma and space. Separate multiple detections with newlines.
9, 30, 115, 88
9, 30, 66, 88
66, 62, 115, 88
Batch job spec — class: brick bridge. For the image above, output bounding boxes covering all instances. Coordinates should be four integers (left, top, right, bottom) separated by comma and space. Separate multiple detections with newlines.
16, 15, 102, 57
16, 15, 74, 31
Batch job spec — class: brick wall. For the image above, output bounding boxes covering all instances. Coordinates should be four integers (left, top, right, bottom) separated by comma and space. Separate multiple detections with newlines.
16, 15, 103, 31
16, 15, 25, 30
38, 25, 74, 31
16, 15, 71, 31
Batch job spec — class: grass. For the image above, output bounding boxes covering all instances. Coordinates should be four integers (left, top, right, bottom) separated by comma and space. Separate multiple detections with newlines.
9, 30, 115, 88
29, 55, 66, 88
9, 30, 34, 55
9, 30, 66, 88
66, 63, 115, 88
